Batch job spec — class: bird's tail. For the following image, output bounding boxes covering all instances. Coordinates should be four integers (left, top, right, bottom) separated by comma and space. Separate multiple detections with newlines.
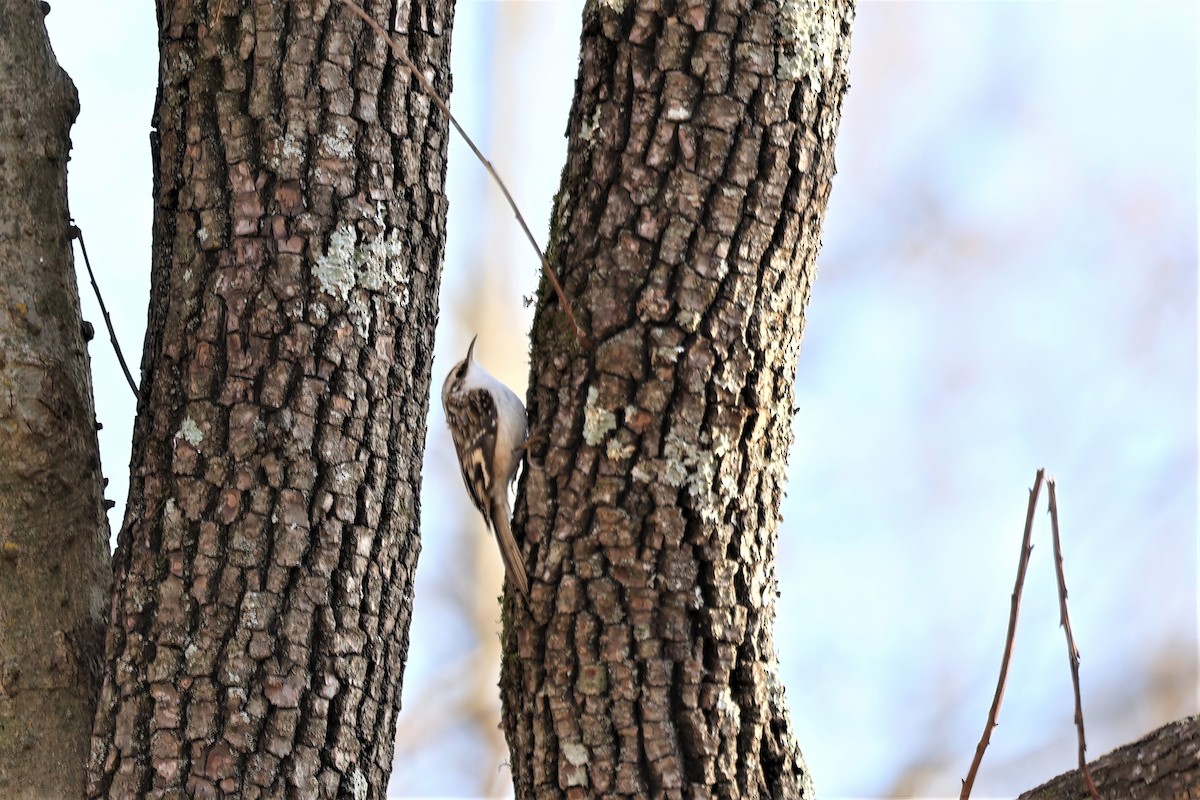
492, 501, 530, 600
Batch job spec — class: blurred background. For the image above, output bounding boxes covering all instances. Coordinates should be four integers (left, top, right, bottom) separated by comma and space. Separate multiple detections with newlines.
47, 1, 1196, 797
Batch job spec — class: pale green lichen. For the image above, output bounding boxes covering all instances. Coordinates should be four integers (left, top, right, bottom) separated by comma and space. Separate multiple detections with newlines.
716, 684, 735, 713
631, 462, 654, 483
662, 431, 715, 494
313, 207, 409, 336
177, 417, 204, 447
321, 123, 355, 159
606, 438, 636, 460
562, 741, 588, 765
309, 302, 330, 325
552, 187, 572, 238
281, 132, 305, 163
661, 457, 689, 488
579, 106, 602, 144
313, 225, 358, 301
240, 592, 267, 629
675, 308, 702, 332
159, 497, 186, 548
662, 430, 723, 525
349, 768, 368, 800
223, 665, 248, 688
561, 741, 590, 787
653, 342, 685, 365
715, 364, 743, 396
583, 386, 617, 446
776, 0, 838, 90
719, 470, 738, 500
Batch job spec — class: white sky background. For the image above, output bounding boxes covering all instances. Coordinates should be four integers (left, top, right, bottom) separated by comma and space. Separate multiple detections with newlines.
45, 1, 1197, 798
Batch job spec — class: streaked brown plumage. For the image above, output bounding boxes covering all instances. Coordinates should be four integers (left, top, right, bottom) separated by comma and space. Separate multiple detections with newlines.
441, 336, 530, 599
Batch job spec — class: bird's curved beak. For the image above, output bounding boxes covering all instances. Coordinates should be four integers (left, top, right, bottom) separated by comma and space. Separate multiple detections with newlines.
466, 334, 478, 363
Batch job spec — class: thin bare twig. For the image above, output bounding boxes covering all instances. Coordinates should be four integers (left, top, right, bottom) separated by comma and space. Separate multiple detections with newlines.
960, 468, 1045, 800
1047, 478, 1102, 800
70, 225, 139, 397
336, 0, 589, 348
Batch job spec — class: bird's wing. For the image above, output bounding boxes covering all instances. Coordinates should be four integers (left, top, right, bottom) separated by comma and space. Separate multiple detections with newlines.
446, 387, 498, 525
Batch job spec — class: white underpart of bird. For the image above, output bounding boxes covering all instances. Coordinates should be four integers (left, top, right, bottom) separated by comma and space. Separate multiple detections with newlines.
441, 335, 530, 600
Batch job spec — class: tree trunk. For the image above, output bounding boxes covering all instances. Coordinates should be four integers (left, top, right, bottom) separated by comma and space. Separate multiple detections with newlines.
85, 0, 453, 796
1017, 717, 1200, 800
0, 1, 113, 796
503, 0, 854, 797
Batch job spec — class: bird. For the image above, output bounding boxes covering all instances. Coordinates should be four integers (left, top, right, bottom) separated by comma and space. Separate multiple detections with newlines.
441, 334, 531, 600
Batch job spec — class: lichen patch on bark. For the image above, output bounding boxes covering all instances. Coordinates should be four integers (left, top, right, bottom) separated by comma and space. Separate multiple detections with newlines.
86, 0, 454, 796
506, 0, 855, 797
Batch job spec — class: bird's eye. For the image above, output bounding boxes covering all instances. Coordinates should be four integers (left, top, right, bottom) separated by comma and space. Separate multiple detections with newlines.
455, 362, 468, 380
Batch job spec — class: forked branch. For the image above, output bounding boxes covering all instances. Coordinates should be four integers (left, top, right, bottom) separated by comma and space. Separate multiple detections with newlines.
960, 468, 1044, 800
961, 471, 1103, 799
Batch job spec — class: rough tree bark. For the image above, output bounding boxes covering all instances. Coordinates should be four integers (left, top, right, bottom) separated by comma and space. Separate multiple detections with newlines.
1017, 717, 1200, 800
0, 1, 112, 796
85, 0, 453, 795
503, 0, 854, 797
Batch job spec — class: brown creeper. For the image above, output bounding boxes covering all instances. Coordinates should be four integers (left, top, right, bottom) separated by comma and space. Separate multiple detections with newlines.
441, 335, 530, 599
